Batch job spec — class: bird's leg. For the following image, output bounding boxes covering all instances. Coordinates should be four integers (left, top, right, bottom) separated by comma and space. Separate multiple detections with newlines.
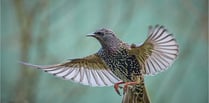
123, 81, 139, 94
114, 81, 125, 96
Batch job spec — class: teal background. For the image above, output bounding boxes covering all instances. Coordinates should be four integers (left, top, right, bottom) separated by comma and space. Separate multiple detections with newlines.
1, 0, 208, 103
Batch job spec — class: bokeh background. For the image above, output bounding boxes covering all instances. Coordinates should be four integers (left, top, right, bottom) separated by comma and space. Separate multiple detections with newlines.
1, 0, 208, 103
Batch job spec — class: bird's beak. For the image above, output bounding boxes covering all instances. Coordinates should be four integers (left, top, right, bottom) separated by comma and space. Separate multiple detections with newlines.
86, 33, 96, 37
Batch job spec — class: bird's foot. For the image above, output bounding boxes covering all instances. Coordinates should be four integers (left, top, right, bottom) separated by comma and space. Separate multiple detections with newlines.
123, 82, 139, 95
114, 81, 125, 96
114, 81, 139, 95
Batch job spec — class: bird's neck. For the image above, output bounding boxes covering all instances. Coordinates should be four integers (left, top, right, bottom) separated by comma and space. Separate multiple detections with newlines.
101, 38, 122, 48
102, 42, 127, 54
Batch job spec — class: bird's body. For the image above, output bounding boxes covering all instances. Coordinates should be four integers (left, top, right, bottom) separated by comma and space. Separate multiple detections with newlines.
21, 25, 179, 103
98, 44, 141, 82
95, 33, 149, 102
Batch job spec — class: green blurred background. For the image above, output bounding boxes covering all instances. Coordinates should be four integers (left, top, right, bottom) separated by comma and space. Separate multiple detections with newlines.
1, 0, 208, 103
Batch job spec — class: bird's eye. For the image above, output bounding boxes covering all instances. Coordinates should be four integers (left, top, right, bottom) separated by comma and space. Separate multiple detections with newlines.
95, 32, 104, 36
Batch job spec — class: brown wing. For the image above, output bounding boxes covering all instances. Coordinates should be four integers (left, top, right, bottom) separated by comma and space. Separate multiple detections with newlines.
129, 25, 179, 75
20, 54, 121, 87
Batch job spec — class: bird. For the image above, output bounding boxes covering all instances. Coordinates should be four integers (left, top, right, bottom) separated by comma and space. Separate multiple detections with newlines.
20, 25, 179, 103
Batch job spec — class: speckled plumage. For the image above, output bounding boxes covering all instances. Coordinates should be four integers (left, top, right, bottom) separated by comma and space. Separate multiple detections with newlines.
21, 25, 179, 103
94, 28, 149, 103
97, 45, 142, 82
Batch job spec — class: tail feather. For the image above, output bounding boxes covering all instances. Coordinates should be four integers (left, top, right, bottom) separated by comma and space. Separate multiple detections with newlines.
122, 84, 150, 103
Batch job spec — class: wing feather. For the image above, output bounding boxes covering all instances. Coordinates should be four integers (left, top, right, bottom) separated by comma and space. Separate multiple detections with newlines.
20, 54, 121, 87
130, 25, 179, 75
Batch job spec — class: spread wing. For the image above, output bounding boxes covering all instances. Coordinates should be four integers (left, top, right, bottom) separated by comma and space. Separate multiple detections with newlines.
20, 54, 121, 87
130, 25, 179, 75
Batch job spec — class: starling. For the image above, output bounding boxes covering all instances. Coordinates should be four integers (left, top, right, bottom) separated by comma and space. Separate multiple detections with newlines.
20, 25, 179, 103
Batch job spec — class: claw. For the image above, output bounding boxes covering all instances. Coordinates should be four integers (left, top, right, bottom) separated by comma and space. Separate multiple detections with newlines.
114, 81, 125, 96
114, 85, 121, 96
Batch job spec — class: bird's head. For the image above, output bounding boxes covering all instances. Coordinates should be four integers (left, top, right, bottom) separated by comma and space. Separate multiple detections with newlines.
87, 28, 121, 48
